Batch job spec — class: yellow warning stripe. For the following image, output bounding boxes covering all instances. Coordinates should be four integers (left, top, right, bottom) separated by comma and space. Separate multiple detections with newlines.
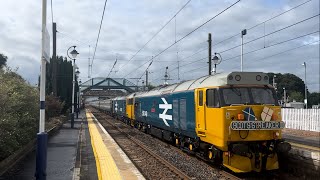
86, 110, 122, 180
288, 141, 320, 151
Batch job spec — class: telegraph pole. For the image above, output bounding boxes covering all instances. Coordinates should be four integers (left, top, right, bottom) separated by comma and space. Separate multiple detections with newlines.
146, 70, 148, 88
52, 22, 57, 96
88, 45, 91, 78
208, 33, 212, 75
177, 59, 180, 80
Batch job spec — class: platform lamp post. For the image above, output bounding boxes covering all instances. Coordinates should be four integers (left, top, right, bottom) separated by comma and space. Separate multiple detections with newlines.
67, 46, 79, 128
75, 69, 80, 118
283, 87, 286, 107
212, 52, 222, 74
79, 80, 82, 110
241, 29, 247, 72
302, 62, 307, 109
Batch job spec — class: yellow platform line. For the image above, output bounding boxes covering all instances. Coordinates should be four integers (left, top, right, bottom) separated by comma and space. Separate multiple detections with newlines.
86, 110, 122, 180
288, 141, 320, 152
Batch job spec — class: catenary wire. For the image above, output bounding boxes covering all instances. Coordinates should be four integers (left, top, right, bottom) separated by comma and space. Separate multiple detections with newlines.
118, 0, 193, 72
155, 33, 319, 82
162, 40, 318, 84
156, 29, 319, 81
91, 0, 109, 67
123, 0, 241, 78
219, 14, 319, 54
107, 59, 117, 78
213, 0, 313, 47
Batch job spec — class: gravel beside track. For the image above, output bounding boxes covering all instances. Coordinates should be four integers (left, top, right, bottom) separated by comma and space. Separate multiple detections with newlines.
282, 128, 320, 137
90, 108, 240, 180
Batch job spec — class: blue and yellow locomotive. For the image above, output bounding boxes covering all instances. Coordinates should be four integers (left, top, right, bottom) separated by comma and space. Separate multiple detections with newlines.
110, 72, 290, 173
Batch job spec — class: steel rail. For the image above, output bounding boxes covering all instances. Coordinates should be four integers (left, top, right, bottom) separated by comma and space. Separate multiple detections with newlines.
91, 110, 192, 180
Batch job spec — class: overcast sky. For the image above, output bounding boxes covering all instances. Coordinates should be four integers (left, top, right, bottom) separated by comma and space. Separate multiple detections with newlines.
0, 0, 319, 92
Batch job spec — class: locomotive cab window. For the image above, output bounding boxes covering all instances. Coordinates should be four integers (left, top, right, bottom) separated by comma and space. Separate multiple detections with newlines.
220, 87, 278, 106
198, 90, 203, 106
127, 98, 133, 105
206, 89, 220, 107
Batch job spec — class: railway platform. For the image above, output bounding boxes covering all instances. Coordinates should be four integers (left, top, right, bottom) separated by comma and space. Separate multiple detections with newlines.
0, 110, 144, 180
84, 110, 144, 180
282, 129, 320, 178
1, 113, 83, 180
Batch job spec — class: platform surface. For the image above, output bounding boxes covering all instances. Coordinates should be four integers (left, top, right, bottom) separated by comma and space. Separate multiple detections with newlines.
1, 115, 84, 180
85, 110, 145, 180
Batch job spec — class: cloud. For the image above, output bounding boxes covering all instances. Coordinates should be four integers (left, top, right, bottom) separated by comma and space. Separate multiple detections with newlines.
0, 0, 319, 92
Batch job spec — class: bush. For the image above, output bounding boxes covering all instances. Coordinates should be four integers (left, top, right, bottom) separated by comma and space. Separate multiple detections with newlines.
46, 94, 64, 119
0, 69, 39, 161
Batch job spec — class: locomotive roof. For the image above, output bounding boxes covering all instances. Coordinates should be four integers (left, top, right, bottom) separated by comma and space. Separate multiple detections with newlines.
134, 72, 270, 98
112, 96, 126, 100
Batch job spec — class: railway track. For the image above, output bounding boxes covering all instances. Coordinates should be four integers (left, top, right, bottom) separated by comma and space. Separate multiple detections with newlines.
90, 107, 243, 180
91, 110, 192, 179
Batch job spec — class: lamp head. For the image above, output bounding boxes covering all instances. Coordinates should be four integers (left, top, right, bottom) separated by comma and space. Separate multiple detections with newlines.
212, 52, 222, 65
70, 48, 79, 59
212, 55, 219, 64
241, 29, 247, 36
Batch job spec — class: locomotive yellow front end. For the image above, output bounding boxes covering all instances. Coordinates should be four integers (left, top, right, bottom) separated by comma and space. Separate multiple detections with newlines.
222, 105, 290, 173
220, 73, 291, 173
195, 72, 291, 173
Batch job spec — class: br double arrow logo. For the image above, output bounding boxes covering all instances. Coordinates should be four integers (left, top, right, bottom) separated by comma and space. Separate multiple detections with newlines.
159, 98, 172, 126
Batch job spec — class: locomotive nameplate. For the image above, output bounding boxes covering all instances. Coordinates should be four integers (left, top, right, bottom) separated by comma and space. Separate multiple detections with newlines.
230, 121, 285, 130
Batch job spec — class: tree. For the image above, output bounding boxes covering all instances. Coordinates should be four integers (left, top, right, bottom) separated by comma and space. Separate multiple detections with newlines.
0, 53, 7, 68
288, 91, 304, 102
0, 69, 39, 160
45, 56, 78, 113
267, 73, 305, 100
309, 92, 320, 107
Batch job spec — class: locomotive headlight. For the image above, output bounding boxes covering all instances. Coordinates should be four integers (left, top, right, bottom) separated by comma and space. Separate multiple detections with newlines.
273, 131, 280, 139
256, 75, 262, 81
237, 113, 244, 120
235, 75, 241, 81
228, 75, 233, 80
264, 75, 268, 81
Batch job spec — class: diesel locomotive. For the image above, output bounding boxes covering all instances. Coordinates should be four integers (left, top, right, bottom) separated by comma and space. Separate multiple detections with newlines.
100, 72, 291, 173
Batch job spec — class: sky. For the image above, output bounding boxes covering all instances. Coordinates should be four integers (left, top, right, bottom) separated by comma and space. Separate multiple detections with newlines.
0, 0, 319, 92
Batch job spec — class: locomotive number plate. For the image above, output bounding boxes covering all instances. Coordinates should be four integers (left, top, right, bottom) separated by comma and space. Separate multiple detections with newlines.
230, 121, 285, 130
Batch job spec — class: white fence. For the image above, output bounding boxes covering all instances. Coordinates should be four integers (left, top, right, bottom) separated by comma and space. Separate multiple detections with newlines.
282, 108, 320, 132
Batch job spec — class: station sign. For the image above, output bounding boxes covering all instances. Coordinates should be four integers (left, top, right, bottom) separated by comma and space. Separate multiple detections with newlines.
230, 121, 285, 130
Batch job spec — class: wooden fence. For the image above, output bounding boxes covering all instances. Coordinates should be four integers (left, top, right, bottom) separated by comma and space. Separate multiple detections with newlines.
282, 108, 320, 132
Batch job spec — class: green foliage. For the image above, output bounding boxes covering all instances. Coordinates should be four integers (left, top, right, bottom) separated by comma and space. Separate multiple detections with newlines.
0, 53, 7, 69
309, 92, 320, 107
267, 72, 319, 107
46, 94, 64, 119
0, 69, 39, 161
289, 91, 304, 102
45, 56, 79, 113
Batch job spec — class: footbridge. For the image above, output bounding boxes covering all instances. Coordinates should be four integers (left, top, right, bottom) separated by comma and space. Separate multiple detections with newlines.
80, 78, 140, 101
